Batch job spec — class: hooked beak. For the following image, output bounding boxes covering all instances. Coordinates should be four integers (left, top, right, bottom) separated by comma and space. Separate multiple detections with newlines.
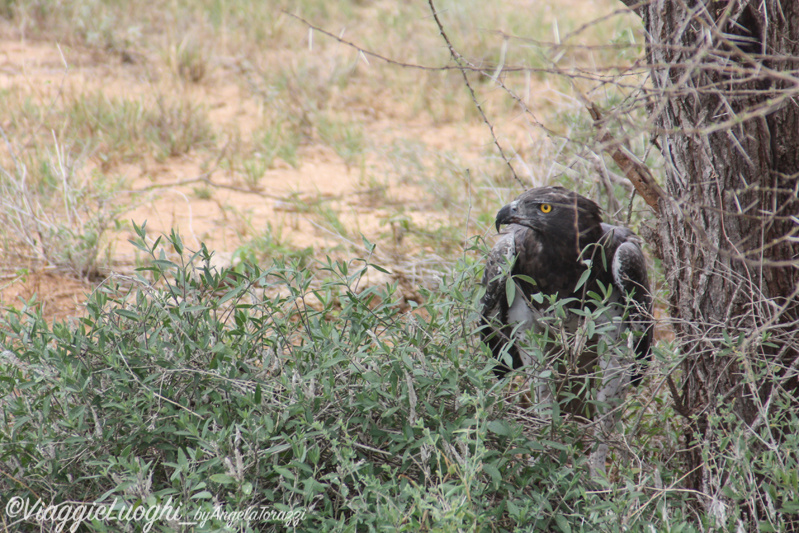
495, 201, 517, 232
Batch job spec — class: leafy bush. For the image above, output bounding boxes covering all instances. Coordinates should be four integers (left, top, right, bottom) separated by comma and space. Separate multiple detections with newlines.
4, 224, 794, 532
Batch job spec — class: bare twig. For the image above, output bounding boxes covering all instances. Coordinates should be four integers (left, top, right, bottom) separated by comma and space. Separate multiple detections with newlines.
427, 0, 523, 189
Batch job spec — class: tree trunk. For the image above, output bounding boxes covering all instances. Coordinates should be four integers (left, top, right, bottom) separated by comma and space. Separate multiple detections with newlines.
619, 0, 799, 527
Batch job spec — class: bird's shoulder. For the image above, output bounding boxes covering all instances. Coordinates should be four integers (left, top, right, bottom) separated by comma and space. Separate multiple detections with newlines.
599, 223, 649, 302
481, 229, 514, 280
480, 228, 517, 314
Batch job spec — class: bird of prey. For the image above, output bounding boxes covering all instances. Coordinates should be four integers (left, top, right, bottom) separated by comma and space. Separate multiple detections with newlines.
479, 186, 652, 473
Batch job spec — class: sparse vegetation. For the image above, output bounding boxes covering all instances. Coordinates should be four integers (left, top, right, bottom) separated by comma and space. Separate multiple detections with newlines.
317, 116, 366, 168
232, 222, 314, 270
0, 133, 123, 278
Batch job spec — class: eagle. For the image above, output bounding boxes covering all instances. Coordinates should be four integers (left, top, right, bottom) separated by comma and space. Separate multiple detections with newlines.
479, 186, 652, 472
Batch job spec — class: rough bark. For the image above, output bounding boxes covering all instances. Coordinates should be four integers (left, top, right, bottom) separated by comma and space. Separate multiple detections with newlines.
619, 0, 799, 527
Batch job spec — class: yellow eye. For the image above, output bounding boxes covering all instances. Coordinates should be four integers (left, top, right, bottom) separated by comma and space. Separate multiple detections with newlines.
540, 203, 552, 213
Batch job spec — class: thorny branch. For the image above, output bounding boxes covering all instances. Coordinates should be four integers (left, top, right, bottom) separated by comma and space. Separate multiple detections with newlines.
587, 103, 667, 214
284, 7, 526, 189
426, 0, 523, 188
283, 6, 673, 197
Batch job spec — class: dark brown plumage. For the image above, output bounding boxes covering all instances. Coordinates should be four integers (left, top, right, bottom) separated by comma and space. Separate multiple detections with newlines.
479, 186, 653, 474
480, 186, 652, 400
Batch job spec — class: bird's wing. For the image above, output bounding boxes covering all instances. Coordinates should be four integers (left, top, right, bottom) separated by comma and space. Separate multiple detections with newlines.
480, 230, 522, 377
603, 224, 653, 383
480, 230, 516, 323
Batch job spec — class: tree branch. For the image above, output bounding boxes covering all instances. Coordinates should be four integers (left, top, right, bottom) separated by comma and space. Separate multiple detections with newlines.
587, 102, 667, 214
427, 0, 524, 189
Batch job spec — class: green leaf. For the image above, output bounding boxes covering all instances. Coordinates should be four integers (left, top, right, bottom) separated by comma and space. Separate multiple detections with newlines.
171, 232, 184, 255
505, 278, 516, 305
370, 263, 390, 274
487, 419, 512, 436
574, 267, 592, 291
152, 259, 177, 271
209, 474, 235, 485
555, 515, 572, 532
178, 448, 188, 468
361, 235, 376, 253
219, 284, 247, 305
482, 463, 502, 486
114, 309, 140, 320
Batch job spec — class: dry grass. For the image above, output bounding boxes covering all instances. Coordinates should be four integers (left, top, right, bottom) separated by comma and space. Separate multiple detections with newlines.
0, 0, 649, 308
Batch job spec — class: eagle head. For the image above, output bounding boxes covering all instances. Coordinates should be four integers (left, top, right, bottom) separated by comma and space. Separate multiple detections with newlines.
495, 186, 603, 246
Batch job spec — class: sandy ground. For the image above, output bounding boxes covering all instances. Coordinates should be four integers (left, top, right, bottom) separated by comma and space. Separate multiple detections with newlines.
0, 4, 662, 334
0, 33, 513, 321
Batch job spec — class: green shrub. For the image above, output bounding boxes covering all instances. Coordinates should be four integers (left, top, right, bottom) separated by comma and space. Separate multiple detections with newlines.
5, 224, 789, 532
